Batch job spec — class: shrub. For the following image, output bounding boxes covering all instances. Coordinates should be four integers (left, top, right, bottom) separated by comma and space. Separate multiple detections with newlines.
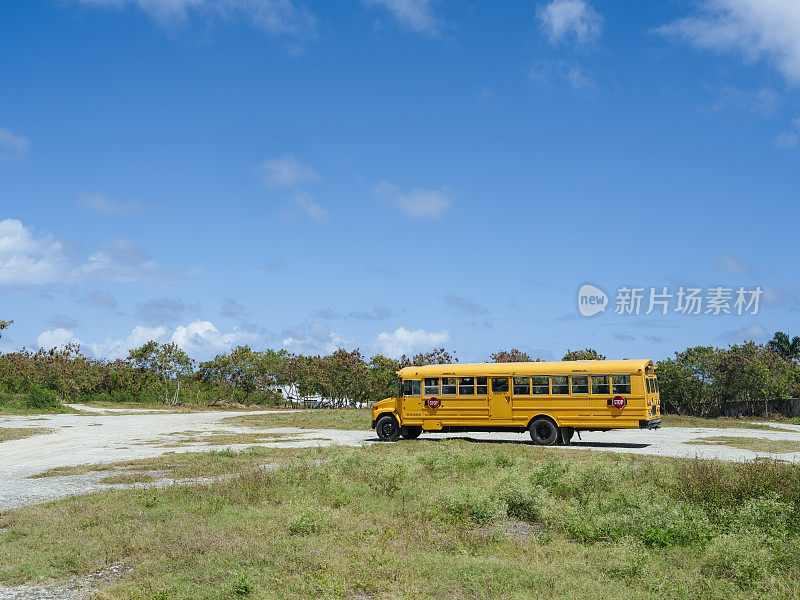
232, 574, 253, 596
289, 511, 323, 535
439, 486, 507, 524
80, 389, 143, 404
701, 533, 778, 588
733, 493, 792, 537
25, 384, 59, 410
497, 477, 549, 521
605, 540, 646, 581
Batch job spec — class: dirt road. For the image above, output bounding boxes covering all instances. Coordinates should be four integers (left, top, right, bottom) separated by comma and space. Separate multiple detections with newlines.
2, 405, 800, 511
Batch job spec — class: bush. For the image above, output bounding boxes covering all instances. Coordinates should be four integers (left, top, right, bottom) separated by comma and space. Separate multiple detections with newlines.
733, 493, 792, 537
289, 511, 323, 535
25, 384, 59, 410
497, 477, 549, 521
701, 533, 779, 588
80, 389, 144, 404
439, 486, 507, 524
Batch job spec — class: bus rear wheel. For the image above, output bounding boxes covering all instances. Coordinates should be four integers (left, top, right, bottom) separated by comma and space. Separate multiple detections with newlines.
376, 415, 401, 442
529, 418, 558, 446
400, 426, 422, 439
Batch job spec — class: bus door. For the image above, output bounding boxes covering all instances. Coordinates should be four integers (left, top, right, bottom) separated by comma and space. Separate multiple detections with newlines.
489, 377, 512, 421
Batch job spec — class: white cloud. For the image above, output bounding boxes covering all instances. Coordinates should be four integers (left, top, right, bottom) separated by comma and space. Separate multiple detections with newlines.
74, 0, 317, 41
171, 320, 258, 355
78, 193, 139, 215
775, 131, 799, 149
0, 219, 186, 287
90, 325, 168, 359
259, 155, 318, 187
364, 0, 441, 36
77, 237, 179, 283
713, 253, 758, 276
89, 320, 259, 359
0, 219, 68, 285
529, 59, 595, 91
775, 116, 800, 149
290, 192, 329, 222
537, 0, 603, 46
374, 182, 452, 219
0, 126, 30, 160
706, 86, 781, 117
718, 322, 769, 342
656, 0, 800, 85
281, 321, 349, 354
37, 328, 80, 350
373, 326, 450, 358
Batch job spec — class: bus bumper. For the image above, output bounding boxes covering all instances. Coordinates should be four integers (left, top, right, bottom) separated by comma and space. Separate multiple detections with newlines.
639, 418, 661, 429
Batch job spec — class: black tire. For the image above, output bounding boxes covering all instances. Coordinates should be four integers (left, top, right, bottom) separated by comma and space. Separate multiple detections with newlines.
557, 426, 574, 446
376, 415, 401, 442
400, 426, 422, 440
529, 417, 558, 446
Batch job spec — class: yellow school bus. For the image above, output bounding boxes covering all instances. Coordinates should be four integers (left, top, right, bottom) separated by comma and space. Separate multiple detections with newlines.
371, 359, 661, 444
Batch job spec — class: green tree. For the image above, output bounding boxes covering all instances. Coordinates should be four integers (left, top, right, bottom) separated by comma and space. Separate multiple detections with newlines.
768, 331, 800, 361
128, 341, 193, 405
367, 354, 400, 402
657, 346, 719, 415
398, 348, 458, 368
562, 348, 606, 361
490, 348, 534, 362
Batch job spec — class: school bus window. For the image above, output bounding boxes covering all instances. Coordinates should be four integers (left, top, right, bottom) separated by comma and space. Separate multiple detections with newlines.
491, 377, 509, 393
646, 378, 652, 394
476, 376, 488, 395
572, 375, 589, 394
424, 378, 439, 395
403, 380, 422, 396
592, 375, 610, 394
458, 377, 474, 395
513, 376, 530, 395
532, 375, 549, 395
441, 377, 457, 395
612, 374, 631, 394
654, 378, 659, 393
551, 375, 569, 394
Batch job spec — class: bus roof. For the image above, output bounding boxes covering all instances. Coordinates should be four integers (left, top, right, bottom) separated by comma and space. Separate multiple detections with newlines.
397, 359, 655, 378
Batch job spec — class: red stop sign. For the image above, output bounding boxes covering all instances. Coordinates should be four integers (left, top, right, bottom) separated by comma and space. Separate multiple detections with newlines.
427, 397, 440, 410
611, 395, 627, 409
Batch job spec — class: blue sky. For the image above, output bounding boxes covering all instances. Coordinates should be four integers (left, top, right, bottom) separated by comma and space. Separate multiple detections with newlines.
1, 0, 799, 363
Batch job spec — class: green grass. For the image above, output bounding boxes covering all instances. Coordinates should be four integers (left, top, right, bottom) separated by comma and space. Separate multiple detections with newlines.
688, 436, 800, 454
0, 392, 73, 415
4, 443, 800, 599
224, 408, 371, 431
78, 400, 265, 412
0, 426, 53, 443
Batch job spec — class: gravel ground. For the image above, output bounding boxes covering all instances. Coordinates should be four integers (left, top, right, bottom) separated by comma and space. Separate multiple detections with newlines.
2, 407, 800, 599
2, 405, 800, 512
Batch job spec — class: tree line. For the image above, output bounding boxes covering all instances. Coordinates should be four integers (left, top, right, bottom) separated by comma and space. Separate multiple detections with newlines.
1, 317, 798, 414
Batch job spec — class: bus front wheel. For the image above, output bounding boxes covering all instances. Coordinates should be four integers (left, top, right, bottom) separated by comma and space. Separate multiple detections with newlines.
376, 415, 401, 442
400, 426, 422, 439
529, 418, 558, 446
